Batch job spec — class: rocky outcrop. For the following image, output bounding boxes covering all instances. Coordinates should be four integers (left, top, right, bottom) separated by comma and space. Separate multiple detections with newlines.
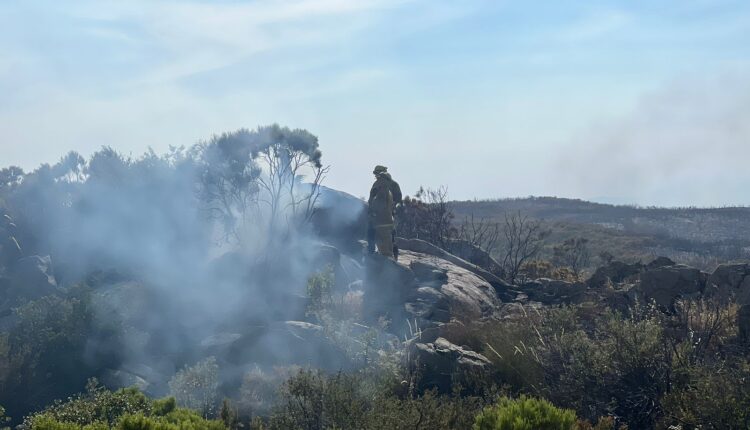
312, 244, 363, 291
518, 278, 588, 305
408, 337, 492, 393
396, 237, 515, 298
587, 260, 645, 288
312, 187, 368, 256
445, 239, 503, 276
705, 263, 750, 304
634, 264, 707, 309
363, 248, 500, 336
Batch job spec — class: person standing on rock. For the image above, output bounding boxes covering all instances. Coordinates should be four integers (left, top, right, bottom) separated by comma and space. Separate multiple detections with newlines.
380, 171, 402, 258
368, 165, 399, 258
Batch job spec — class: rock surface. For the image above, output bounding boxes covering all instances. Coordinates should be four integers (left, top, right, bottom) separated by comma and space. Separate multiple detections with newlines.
518, 278, 587, 305
635, 264, 707, 308
705, 263, 750, 304
409, 337, 492, 393
364, 249, 500, 336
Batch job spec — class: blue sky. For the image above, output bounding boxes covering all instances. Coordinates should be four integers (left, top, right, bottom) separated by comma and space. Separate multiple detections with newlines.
1, 0, 749, 206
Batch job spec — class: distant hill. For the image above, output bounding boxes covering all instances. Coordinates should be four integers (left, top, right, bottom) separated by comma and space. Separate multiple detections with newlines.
449, 197, 750, 270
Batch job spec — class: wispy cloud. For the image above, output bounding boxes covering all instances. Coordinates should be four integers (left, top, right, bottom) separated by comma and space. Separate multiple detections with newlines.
558, 9, 633, 42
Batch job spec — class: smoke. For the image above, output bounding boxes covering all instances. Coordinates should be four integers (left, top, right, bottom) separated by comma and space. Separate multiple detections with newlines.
0, 124, 365, 395
555, 69, 750, 207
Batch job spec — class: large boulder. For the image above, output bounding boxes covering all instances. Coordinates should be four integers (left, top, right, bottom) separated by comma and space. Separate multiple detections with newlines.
587, 260, 645, 288
312, 187, 368, 256
100, 363, 168, 397
635, 264, 707, 309
312, 244, 363, 291
363, 249, 499, 336
396, 237, 515, 298
519, 278, 587, 305
445, 239, 502, 276
705, 263, 750, 304
408, 337, 492, 393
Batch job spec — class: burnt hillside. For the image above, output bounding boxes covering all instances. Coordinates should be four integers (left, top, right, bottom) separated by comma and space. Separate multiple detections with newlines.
450, 197, 750, 268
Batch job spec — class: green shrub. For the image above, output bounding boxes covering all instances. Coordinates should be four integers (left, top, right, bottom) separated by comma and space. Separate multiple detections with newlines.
25, 382, 151, 427
118, 411, 225, 430
25, 384, 226, 430
658, 358, 750, 429
0, 288, 121, 422
266, 367, 492, 430
473, 396, 577, 430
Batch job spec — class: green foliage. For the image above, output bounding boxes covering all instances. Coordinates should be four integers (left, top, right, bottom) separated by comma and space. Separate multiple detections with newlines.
267, 368, 490, 430
658, 359, 750, 429
117, 411, 226, 430
219, 399, 239, 430
168, 357, 219, 418
25, 381, 150, 427
305, 265, 334, 320
473, 396, 577, 430
26, 384, 225, 430
0, 287, 121, 422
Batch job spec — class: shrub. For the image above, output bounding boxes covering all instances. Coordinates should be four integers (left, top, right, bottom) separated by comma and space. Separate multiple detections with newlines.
473, 396, 576, 430
0, 287, 121, 422
658, 358, 750, 429
25, 384, 226, 430
168, 357, 219, 417
268, 368, 491, 430
24, 381, 151, 427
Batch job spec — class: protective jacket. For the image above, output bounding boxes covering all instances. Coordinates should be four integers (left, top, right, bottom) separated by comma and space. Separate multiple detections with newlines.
368, 176, 394, 226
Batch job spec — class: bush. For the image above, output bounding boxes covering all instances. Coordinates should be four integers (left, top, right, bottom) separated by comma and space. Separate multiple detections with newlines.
0, 287, 121, 422
168, 357, 219, 418
473, 396, 576, 430
25, 384, 226, 430
267, 368, 491, 430
24, 381, 151, 427
658, 358, 750, 429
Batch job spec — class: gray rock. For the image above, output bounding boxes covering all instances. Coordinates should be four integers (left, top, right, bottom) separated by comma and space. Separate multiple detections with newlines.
587, 260, 644, 288
519, 278, 587, 305
705, 263, 750, 305
409, 260, 448, 282
101, 368, 151, 393
409, 337, 492, 393
636, 264, 707, 308
396, 237, 512, 294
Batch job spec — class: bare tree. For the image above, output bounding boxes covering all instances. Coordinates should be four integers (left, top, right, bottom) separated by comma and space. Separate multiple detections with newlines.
552, 237, 591, 280
500, 211, 550, 283
395, 186, 456, 249
418, 186, 455, 249
457, 213, 501, 256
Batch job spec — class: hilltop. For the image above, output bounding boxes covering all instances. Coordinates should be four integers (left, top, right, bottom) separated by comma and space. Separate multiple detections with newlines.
450, 196, 750, 270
